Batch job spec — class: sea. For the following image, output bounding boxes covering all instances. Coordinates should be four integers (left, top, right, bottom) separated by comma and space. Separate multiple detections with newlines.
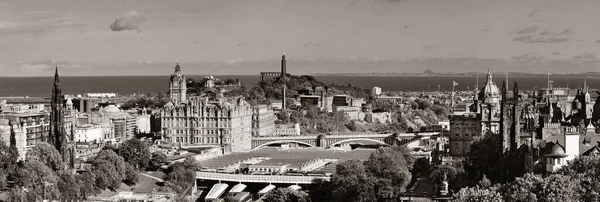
0, 75, 597, 97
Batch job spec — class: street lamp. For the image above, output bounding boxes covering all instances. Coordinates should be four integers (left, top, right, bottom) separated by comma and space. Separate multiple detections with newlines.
21, 186, 28, 202
43, 181, 54, 201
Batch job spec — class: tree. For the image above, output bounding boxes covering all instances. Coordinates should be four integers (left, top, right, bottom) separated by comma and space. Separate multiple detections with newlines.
148, 151, 168, 171
91, 149, 137, 191
124, 163, 140, 185
363, 146, 414, 200
77, 171, 97, 199
263, 188, 311, 202
164, 159, 198, 194
500, 173, 543, 202
466, 132, 503, 183
452, 186, 503, 202
330, 160, 376, 202
310, 178, 333, 202
431, 163, 466, 192
411, 158, 431, 178
182, 156, 201, 171
223, 194, 240, 202
93, 163, 121, 191
416, 99, 433, 110
557, 155, 600, 201
477, 175, 491, 189
119, 138, 151, 170
57, 171, 80, 201
0, 170, 7, 189
26, 142, 63, 171
11, 160, 61, 201
537, 174, 579, 202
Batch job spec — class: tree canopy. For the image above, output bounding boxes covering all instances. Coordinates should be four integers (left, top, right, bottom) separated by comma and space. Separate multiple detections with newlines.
26, 142, 64, 171
148, 151, 168, 171
317, 146, 414, 202
162, 156, 201, 194
119, 138, 151, 170
262, 188, 311, 202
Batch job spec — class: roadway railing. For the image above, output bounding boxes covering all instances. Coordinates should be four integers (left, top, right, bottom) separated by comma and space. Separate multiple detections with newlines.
196, 172, 330, 184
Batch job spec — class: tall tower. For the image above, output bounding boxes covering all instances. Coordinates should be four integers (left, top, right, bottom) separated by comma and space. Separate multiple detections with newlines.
49, 67, 64, 151
281, 53, 287, 78
500, 80, 508, 151
282, 84, 287, 111
169, 63, 187, 104
49, 67, 73, 168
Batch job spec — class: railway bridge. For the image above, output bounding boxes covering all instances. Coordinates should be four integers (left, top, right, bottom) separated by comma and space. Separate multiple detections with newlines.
250, 132, 440, 149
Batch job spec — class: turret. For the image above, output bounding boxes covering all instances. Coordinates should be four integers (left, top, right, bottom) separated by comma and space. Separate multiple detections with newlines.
281, 53, 287, 78
513, 81, 519, 100
501, 81, 507, 102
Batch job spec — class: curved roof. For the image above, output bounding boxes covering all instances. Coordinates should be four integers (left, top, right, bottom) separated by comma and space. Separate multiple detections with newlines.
102, 105, 120, 113
546, 143, 568, 158
205, 183, 228, 200
479, 70, 500, 100
230, 184, 247, 193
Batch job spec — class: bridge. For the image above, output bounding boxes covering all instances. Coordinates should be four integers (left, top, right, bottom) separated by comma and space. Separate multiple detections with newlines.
196, 172, 329, 184
251, 132, 440, 149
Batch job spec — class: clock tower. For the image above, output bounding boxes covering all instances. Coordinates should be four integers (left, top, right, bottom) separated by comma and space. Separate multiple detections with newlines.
169, 63, 187, 104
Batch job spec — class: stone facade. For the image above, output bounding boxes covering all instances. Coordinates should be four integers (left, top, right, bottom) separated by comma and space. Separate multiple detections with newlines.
252, 105, 275, 137
169, 63, 187, 104
160, 63, 254, 152
0, 119, 27, 160
160, 96, 253, 152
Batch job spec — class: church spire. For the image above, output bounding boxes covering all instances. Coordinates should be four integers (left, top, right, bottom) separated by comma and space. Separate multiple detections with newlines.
54, 66, 60, 86
501, 80, 507, 101
174, 62, 181, 72
49, 66, 65, 163
486, 69, 492, 83
513, 81, 519, 99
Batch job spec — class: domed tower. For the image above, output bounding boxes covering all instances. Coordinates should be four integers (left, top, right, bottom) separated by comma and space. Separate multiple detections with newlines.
169, 63, 187, 104
478, 70, 502, 135
479, 69, 501, 104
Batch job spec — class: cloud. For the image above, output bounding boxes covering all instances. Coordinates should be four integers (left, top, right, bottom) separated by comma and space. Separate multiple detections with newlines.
0, 60, 89, 76
110, 10, 146, 31
560, 29, 574, 35
512, 35, 534, 42
572, 53, 595, 60
528, 10, 541, 17
526, 36, 568, 43
513, 25, 539, 35
0, 12, 83, 37
512, 28, 571, 44
509, 52, 545, 65
551, 52, 560, 55
15, 60, 83, 71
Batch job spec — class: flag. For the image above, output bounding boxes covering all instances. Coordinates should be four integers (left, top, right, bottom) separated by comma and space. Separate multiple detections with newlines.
453, 81, 458, 86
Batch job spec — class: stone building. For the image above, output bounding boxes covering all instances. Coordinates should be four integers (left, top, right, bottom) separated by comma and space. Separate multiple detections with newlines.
160, 96, 253, 152
252, 105, 275, 137
449, 70, 502, 156
169, 63, 187, 105
274, 123, 301, 136
160, 64, 254, 153
0, 119, 27, 160
99, 105, 136, 142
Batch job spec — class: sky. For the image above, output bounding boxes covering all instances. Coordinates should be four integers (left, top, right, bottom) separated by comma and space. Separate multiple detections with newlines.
1, 0, 600, 76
